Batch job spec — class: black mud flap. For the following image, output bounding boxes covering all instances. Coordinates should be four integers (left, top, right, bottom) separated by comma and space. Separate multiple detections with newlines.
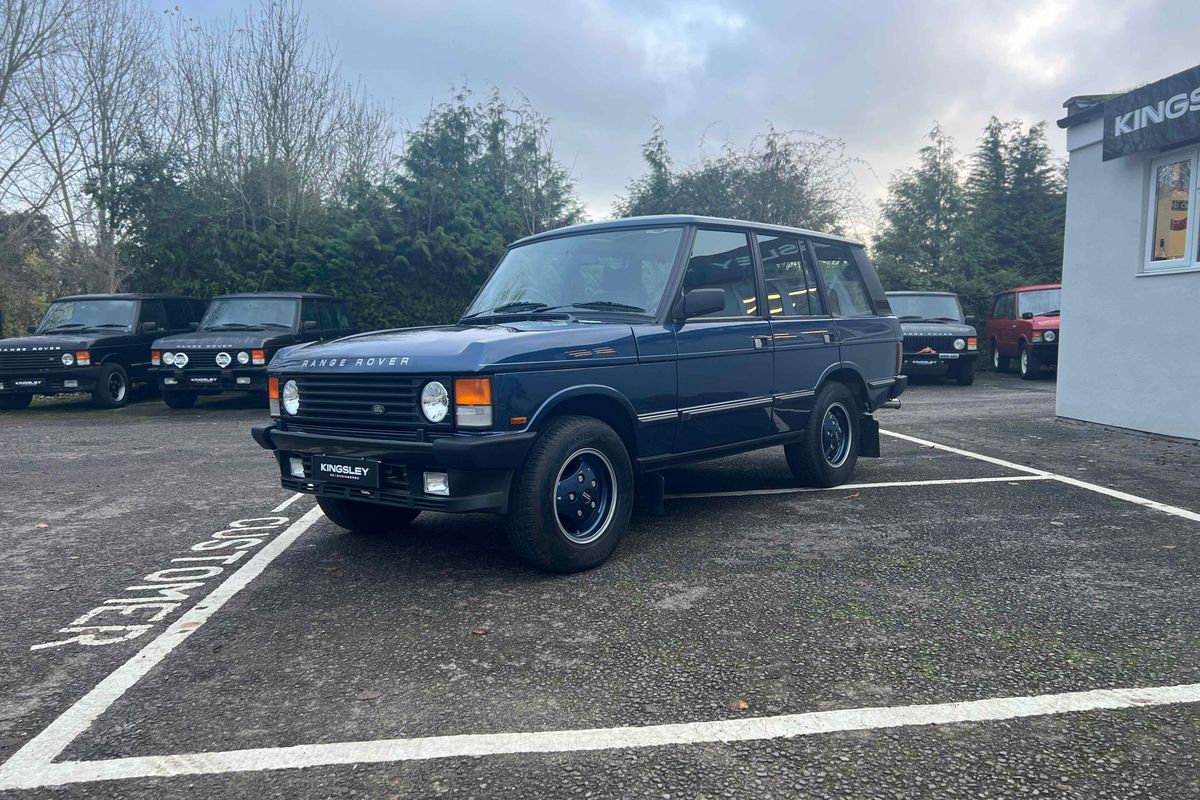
636, 472, 666, 516
859, 414, 881, 458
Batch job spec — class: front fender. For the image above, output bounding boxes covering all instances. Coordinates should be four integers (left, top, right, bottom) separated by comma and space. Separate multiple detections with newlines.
526, 384, 639, 431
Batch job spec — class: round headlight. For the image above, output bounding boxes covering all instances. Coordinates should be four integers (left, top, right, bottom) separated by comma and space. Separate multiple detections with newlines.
174, 352, 189, 367
237, 350, 250, 365
421, 381, 449, 423
61, 352, 75, 366
162, 352, 175, 366
282, 380, 300, 415
953, 338, 966, 351
1044, 330, 1056, 342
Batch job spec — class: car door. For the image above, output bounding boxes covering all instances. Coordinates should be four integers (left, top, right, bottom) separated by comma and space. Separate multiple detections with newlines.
999, 293, 1018, 354
299, 298, 320, 341
672, 228, 774, 453
131, 300, 169, 378
756, 232, 838, 435
318, 301, 340, 340
811, 241, 893, 381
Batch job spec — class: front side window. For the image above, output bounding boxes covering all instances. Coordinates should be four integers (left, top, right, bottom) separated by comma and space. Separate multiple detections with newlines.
680, 229, 758, 318
1017, 288, 1060, 318
318, 301, 338, 331
887, 294, 963, 323
1146, 150, 1198, 271
201, 298, 298, 331
758, 235, 824, 317
466, 227, 684, 317
813, 243, 874, 317
37, 300, 138, 333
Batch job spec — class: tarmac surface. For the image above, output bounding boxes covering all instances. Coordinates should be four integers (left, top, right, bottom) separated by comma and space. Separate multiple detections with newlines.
1, 370, 1197, 798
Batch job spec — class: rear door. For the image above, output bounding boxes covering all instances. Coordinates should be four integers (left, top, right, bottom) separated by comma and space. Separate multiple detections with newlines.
756, 232, 838, 434
812, 242, 894, 382
672, 228, 774, 453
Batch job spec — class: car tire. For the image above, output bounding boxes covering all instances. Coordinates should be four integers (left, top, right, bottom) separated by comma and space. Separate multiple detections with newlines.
162, 391, 198, 409
92, 362, 130, 409
1019, 346, 1041, 380
785, 381, 860, 488
955, 359, 976, 386
505, 415, 634, 573
317, 496, 420, 533
0, 393, 33, 410
991, 341, 1010, 373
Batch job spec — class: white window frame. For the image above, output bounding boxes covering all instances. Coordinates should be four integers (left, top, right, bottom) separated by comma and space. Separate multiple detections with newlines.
1143, 148, 1199, 274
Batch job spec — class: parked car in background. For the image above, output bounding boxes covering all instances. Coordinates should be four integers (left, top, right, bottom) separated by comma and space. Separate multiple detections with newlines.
0, 294, 205, 410
986, 284, 1061, 380
151, 292, 356, 408
885, 291, 978, 385
251, 215, 906, 572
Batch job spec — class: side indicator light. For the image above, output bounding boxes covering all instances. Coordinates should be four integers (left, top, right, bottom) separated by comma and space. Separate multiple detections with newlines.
510, 416, 528, 426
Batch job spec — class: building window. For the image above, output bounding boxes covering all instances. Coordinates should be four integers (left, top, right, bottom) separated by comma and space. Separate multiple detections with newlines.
1145, 149, 1198, 272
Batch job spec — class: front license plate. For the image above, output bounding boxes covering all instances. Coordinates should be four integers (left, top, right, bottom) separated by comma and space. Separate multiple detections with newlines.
939, 353, 960, 360
313, 455, 380, 488
189, 376, 219, 384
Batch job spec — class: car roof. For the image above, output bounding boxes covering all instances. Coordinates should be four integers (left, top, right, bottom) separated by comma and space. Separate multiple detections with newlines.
511, 215, 864, 248
885, 291, 958, 297
998, 283, 1062, 294
53, 293, 199, 301
212, 292, 339, 300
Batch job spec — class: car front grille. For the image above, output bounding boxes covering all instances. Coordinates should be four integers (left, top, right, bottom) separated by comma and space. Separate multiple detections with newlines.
0, 351, 62, 371
169, 349, 241, 370
280, 373, 453, 439
902, 334, 958, 354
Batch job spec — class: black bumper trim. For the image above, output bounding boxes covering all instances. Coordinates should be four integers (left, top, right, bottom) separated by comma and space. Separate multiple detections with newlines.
252, 424, 537, 470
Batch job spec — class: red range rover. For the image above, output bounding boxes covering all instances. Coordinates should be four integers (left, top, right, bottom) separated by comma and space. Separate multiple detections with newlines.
986, 284, 1060, 380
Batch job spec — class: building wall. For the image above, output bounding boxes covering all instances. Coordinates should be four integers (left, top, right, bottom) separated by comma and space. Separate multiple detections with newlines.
1057, 116, 1200, 440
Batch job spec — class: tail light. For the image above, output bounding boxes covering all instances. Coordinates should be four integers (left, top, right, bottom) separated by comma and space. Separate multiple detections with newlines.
454, 377, 493, 428
268, 376, 280, 416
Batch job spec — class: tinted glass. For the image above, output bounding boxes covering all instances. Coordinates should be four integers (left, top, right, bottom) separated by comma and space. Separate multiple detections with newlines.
813, 243, 874, 317
37, 300, 138, 332
164, 299, 200, 330
466, 227, 684, 317
1018, 288, 1060, 317
886, 294, 963, 322
318, 301, 338, 331
335, 303, 352, 328
758, 235, 823, 316
681, 229, 758, 318
140, 300, 168, 330
201, 298, 298, 330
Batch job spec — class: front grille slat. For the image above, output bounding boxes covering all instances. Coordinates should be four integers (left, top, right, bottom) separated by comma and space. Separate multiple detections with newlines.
902, 334, 957, 353
0, 351, 62, 371
281, 373, 451, 440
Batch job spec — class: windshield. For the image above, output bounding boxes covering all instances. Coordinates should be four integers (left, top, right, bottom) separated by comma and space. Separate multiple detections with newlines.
37, 300, 138, 332
1018, 288, 1060, 316
886, 294, 963, 322
465, 227, 685, 318
201, 298, 298, 330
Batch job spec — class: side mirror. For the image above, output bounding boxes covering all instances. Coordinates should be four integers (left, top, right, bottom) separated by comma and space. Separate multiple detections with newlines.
302, 320, 318, 331
27, 325, 37, 334
140, 321, 158, 333
188, 322, 200, 331
964, 314, 976, 323
681, 288, 727, 318
1021, 311, 1034, 320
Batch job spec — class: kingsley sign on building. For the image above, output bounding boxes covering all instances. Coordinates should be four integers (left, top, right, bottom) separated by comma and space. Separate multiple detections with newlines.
1104, 64, 1200, 161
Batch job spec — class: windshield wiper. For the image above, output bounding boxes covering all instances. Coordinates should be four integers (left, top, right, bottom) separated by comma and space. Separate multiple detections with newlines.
256, 322, 291, 329
462, 301, 549, 319
204, 323, 263, 331
90, 323, 130, 328
541, 301, 647, 314
42, 324, 86, 332
1034, 309, 1061, 317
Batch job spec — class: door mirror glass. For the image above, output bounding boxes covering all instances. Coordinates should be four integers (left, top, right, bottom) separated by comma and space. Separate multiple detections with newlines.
1021, 311, 1034, 320
964, 314, 976, 323
188, 321, 200, 330
302, 319, 319, 331
140, 321, 158, 333
682, 288, 727, 318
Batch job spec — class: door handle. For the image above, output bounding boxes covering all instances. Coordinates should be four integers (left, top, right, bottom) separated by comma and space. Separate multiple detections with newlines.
752, 335, 772, 349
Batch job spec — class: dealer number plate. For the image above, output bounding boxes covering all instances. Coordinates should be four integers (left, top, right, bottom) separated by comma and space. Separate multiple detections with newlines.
189, 376, 219, 384
313, 455, 380, 488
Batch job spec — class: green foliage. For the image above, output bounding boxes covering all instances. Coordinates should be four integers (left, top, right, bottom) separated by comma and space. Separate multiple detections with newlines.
872, 118, 1066, 328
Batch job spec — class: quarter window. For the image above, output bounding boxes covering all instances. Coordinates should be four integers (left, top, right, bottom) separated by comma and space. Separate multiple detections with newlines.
1145, 149, 1199, 272
813, 243, 874, 317
681, 230, 758, 318
756, 235, 824, 316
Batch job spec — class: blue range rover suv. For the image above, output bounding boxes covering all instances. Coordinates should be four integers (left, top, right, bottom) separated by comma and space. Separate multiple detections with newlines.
251, 216, 907, 572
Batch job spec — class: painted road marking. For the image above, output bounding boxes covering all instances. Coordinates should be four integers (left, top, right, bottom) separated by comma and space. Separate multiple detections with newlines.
0, 504, 324, 783
668, 474, 1051, 500
3, 683, 1200, 789
881, 429, 1200, 523
271, 493, 305, 513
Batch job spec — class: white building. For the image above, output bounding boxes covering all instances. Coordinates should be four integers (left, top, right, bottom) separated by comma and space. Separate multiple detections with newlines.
1056, 65, 1200, 441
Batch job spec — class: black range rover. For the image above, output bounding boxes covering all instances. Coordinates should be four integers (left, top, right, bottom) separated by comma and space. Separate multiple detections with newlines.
150, 293, 356, 408
885, 291, 978, 386
0, 294, 205, 410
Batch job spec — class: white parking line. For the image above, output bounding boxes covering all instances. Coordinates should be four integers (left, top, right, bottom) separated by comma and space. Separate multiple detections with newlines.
0, 504, 325, 786
271, 492, 305, 513
668, 474, 1051, 500
881, 430, 1200, 523
4, 682, 1199, 789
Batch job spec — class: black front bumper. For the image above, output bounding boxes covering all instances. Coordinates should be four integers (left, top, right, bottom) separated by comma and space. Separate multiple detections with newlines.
252, 423, 537, 514
0, 368, 99, 395
154, 367, 269, 393
901, 351, 978, 372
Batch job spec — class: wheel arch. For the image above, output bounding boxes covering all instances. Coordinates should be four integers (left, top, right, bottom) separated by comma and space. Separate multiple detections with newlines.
527, 385, 639, 463
816, 363, 871, 412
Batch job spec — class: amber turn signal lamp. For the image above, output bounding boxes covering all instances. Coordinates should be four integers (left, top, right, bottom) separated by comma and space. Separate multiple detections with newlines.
268, 376, 280, 399
252, 349, 266, 365
455, 377, 492, 405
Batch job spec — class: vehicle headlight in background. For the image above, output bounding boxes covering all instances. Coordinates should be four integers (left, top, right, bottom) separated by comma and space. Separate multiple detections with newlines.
1044, 330, 1057, 343
61, 353, 75, 366
421, 381, 449, 423
162, 352, 175, 365
953, 338, 966, 351
237, 350, 250, 365
454, 377, 493, 428
281, 379, 300, 415
174, 352, 189, 367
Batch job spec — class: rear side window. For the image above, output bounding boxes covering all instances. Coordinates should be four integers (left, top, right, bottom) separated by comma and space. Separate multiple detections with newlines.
336, 303, 353, 328
756, 235, 824, 316
813, 243, 874, 317
681, 229, 758, 318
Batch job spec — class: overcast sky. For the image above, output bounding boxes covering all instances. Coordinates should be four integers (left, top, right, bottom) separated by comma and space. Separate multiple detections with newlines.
187, 0, 1200, 234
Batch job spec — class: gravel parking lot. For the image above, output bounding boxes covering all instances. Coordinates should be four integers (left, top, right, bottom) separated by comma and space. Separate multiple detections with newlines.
1, 372, 1198, 798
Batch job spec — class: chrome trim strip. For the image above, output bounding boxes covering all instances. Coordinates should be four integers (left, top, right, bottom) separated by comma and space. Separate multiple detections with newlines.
679, 396, 774, 420
637, 410, 680, 425
773, 389, 815, 402
869, 377, 897, 388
